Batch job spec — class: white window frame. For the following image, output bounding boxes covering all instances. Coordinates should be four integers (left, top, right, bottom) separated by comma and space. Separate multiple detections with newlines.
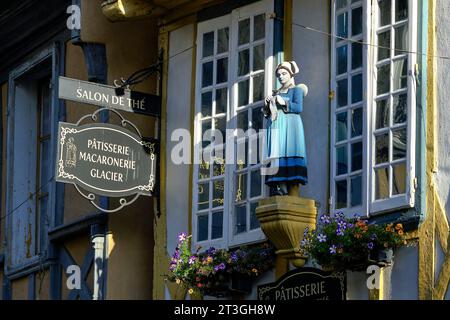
193, 0, 274, 249
330, 0, 417, 217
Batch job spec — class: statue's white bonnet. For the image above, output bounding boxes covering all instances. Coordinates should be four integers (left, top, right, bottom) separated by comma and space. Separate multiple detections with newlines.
276, 61, 300, 75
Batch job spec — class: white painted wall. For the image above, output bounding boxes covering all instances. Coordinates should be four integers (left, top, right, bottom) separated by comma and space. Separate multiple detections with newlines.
436, 0, 450, 222
166, 24, 195, 255
390, 246, 419, 299
292, 0, 330, 215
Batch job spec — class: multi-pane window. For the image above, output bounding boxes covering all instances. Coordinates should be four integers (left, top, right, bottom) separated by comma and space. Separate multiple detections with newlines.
331, 0, 416, 216
194, 0, 273, 248
333, 0, 365, 212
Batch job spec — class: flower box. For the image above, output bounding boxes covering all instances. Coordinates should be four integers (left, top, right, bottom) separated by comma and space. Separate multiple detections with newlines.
301, 213, 407, 272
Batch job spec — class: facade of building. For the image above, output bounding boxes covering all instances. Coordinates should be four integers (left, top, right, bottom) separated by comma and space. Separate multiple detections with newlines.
0, 0, 449, 300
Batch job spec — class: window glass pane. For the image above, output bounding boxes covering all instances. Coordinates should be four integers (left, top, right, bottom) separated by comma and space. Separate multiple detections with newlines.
336, 180, 347, 209
336, 112, 347, 142
336, 0, 347, 10
336, 145, 348, 175
392, 128, 407, 160
352, 7, 363, 36
352, 42, 362, 69
376, 133, 389, 164
235, 172, 247, 202
378, 31, 391, 61
197, 215, 209, 241
238, 49, 250, 76
202, 120, 211, 149
203, 32, 214, 57
250, 202, 260, 230
376, 99, 389, 129
251, 107, 263, 132
352, 73, 363, 103
351, 107, 363, 137
392, 162, 406, 195
238, 80, 249, 106
215, 88, 227, 114
236, 139, 247, 170
238, 19, 250, 45
201, 91, 212, 117
199, 158, 210, 180
217, 28, 229, 54
198, 183, 209, 210
202, 61, 213, 87
213, 152, 225, 176
235, 205, 247, 234
248, 135, 259, 165
337, 79, 348, 108
351, 175, 362, 207
377, 64, 390, 95
253, 44, 265, 71
211, 211, 223, 239
213, 180, 225, 208
375, 167, 389, 199
393, 59, 408, 90
254, 14, 265, 41
395, 0, 408, 22
378, 0, 391, 27
337, 12, 348, 38
351, 141, 362, 172
395, 25, 408, 55
214, 117, 226, 145
337, 45, 348, 75
237, 110, 249, 131
250, 170, 261, 198
393, 94, 407, 124
253, 73, 265, 102
216, 58, 228, 84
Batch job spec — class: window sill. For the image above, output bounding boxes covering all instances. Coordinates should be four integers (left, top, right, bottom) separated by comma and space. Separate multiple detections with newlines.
368, 209, 420, 233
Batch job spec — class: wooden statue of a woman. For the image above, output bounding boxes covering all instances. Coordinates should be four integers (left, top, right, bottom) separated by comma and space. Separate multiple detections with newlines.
263, 61, 308, 196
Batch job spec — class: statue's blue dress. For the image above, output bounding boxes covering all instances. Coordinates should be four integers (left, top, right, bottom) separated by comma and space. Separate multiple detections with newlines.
265, 85, 307, 186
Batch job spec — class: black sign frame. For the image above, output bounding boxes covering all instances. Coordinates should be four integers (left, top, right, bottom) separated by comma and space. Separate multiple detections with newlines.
257, 267, 347, 301
55, 108, 158, 213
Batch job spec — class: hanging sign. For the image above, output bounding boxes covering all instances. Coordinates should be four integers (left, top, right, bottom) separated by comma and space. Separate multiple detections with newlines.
257, 267, 346, 301
58, 76, 161, 117
55, 109, 157, 213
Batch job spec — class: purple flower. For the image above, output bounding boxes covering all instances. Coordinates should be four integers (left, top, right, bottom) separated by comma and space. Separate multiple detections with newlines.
214, 263, 226, 272
206, 247, 216, 255
367, 242, 374, 250
370, 233, 377, 241
335, 212, 345, 219
189, 256, 196, 265
178, 233, 187, 242
303, 227, 309, 235
336, 228, 345, 236
320, 215, 331, 225
317, 234, 327, 243
300, 238, 309, 247
230, 253, 238, 262
329, 245, 337, 254
338, 220, 347, 230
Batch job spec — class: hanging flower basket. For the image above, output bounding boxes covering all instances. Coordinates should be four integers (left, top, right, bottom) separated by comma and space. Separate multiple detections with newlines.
300, 213, 408, 272
165, 233, 275, 297
229, 273, 253, 294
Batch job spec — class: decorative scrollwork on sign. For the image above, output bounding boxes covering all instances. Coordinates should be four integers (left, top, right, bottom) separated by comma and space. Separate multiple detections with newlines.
57, 108, 158, 214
